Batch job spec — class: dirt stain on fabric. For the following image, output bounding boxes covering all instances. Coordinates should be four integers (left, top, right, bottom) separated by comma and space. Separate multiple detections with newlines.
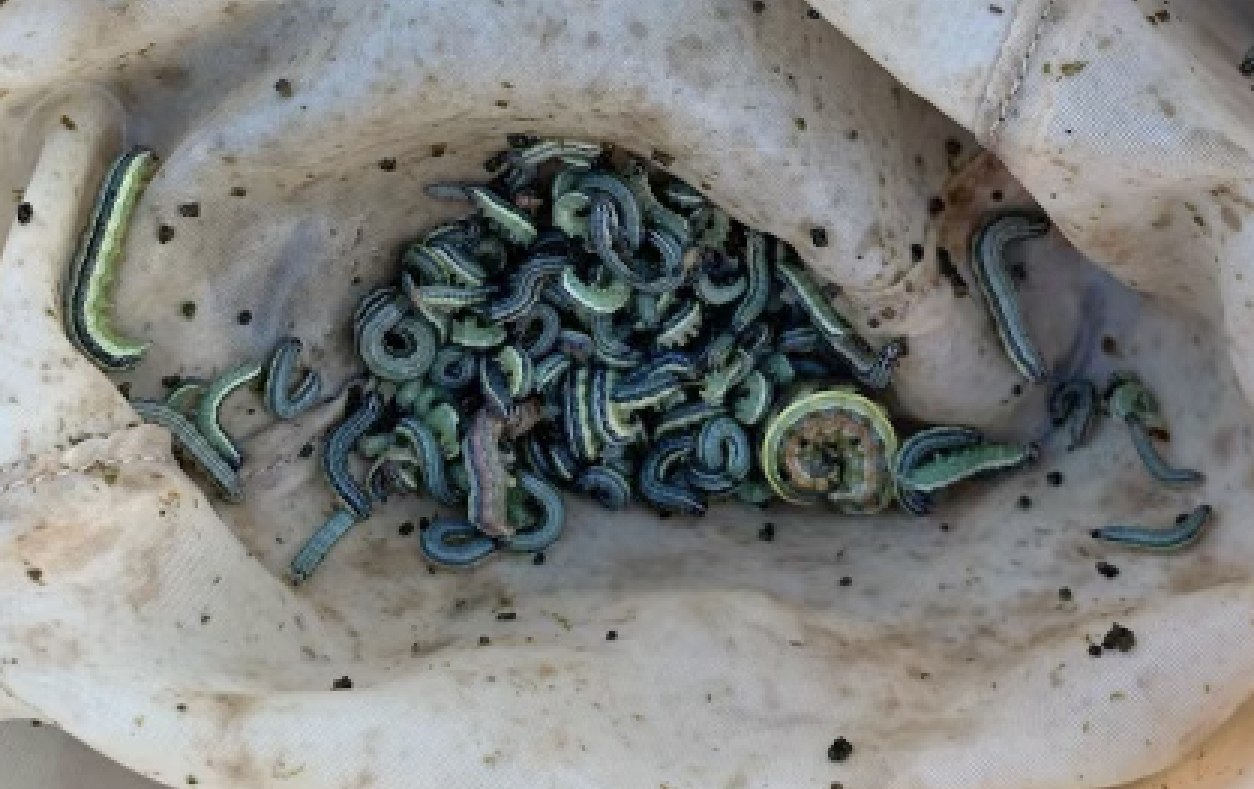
1167, 555, 1248, 594
349, 769, 378, 788
1220, 203, 1242, 232
665, 34, 717, 91
221, 750, 265, 786
16, 507, 124, 574
153, 66, 191, 88
124, 540, 167, 612
18, 623, 83, 669
532, 14, 567, 47
208, 692, 258, 734
1211, 427, 1236, 465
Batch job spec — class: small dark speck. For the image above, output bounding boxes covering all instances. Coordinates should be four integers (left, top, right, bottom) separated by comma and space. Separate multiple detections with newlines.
810, 227, 828, 247
1047, 471, 1064, 486
378, 158, 397, 172
177, 203, 200, 218
496, 611, 517, 621
989, 4, 1004, 13
1096, 561, 1120, 579
937, 246, 968, 295
1017, 495, 1032, 510
350, 275, 363, 286
237, 310, 252, 325
650, 149, 675, 168
176, 703, 188, 712
1087, 644, 1103, 657
991, 189, 1004, 201
605, 630, 618, 641
298, 443, 314, 459
331, 676, 353, 690
484, 150, 508, 172
17, 202, 33, 224
60, 114, 77, 130
186, 777, 198, 786
866, 316, 880, 329
940, 522, 951, 532
1058, 586, 1073, 601
794, 117, 807, 131
751, 0, 765, 12
533, 552, 546, 565
657, 510, 673, 519
1154, 10, 1170, 22
910, 243, 924, 262
430, 143, 448, 157
838, 576, 852, 587
928, 196, 946, 216
1011, 384, 1023, 397
494, 99, 509, 108
1102, 623, 1136, 652
161, 375, 181, 388
29, 720, 41, 727
827, 737, 853, 762
806, 7, 821, 19
419, 516, 431, 531
25, 567, 43, 583
399, 521, 415, 536
229, 186, 247, 197
274, 78, 293, 98
758, 522, 775, 541
846, 129, 859, 140
944, 138, 962, 157
1101, 335, 1118, 355
478, 635, 491, 646
157, 224, 175, 243
199, 614, 210, 625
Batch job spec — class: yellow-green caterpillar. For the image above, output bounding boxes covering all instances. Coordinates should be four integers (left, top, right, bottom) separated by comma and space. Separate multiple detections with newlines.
63, 147, 157, 371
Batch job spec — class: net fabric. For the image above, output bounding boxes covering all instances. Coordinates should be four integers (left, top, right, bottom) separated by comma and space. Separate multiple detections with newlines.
1, 1, 1253, 788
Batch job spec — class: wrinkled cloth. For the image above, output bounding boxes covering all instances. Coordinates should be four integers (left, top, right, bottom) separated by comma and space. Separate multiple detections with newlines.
2, 1, 1254, 788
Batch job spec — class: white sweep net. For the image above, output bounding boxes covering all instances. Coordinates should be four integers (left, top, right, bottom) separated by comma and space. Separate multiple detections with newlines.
2, 1, 1254, 788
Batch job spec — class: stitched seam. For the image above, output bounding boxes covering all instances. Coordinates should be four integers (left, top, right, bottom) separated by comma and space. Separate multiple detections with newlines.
0, 429, 142, 478
988, 0, 1057, 143
0, 454, 166, 495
